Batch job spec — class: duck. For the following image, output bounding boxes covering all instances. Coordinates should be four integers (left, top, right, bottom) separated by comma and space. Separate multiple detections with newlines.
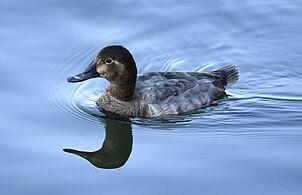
67, 45, 239, 118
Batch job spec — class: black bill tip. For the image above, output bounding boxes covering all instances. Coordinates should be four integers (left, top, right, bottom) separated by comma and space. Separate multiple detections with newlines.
67, 74, 84, 83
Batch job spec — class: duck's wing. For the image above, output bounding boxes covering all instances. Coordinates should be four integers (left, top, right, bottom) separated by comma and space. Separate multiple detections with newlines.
136, 72, 220, 104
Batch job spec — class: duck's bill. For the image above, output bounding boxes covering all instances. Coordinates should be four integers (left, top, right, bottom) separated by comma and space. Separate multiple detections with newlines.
67, 60, 99, 83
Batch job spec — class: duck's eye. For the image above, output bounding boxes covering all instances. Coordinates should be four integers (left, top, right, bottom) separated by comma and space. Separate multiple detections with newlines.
105, 58, 113, 64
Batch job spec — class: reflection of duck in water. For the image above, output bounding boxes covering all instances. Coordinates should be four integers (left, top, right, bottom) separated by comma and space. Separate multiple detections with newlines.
67, 45, 239, 117
64, 119, 132, 169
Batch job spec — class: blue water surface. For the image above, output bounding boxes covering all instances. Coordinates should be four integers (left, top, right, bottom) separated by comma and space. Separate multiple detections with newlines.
1, 0, 302, 194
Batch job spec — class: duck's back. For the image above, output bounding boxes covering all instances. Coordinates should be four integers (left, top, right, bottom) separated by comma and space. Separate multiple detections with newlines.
136, 65, 239, 117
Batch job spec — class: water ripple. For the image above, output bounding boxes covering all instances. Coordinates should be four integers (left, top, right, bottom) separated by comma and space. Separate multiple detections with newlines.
41, 0, 302, 140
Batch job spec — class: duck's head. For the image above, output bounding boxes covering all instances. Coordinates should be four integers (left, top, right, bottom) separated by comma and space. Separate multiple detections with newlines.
68, 45, 137, 84
67, 45, 137, 101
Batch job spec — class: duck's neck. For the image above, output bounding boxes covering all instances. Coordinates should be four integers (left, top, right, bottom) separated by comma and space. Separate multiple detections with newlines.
107, 80, 136, 102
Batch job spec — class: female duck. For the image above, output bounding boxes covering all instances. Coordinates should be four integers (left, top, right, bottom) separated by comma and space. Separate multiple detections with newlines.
67, 45, 239, 118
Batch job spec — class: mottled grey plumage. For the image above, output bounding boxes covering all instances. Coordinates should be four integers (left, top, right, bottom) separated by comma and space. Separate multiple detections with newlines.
136, 72, 221, 117
68, 45, 239, 118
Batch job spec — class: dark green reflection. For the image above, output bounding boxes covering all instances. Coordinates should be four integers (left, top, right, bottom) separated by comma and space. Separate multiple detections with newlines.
64, 120, 133, 169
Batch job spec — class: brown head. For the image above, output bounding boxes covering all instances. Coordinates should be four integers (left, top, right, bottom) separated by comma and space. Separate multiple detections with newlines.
67, 45, 137, 101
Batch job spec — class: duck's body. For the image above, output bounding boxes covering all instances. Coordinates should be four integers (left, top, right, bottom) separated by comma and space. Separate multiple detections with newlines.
68, 45, 239, 118
97, 69, 237, 117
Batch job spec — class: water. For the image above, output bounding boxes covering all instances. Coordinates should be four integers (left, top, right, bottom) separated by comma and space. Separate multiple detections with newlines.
1, 0, 302, 194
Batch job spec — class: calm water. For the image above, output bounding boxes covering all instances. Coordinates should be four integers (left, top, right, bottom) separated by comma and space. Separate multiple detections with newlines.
1, 0, 302, 194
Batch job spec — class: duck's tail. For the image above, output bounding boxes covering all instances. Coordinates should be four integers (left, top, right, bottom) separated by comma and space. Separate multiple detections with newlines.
212, 64, 239, 87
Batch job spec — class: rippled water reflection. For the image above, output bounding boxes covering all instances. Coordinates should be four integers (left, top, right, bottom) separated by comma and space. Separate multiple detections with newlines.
1, 0, 302, 194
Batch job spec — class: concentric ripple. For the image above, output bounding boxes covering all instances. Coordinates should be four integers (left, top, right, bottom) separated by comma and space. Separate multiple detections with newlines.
43, 0, 302, 139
